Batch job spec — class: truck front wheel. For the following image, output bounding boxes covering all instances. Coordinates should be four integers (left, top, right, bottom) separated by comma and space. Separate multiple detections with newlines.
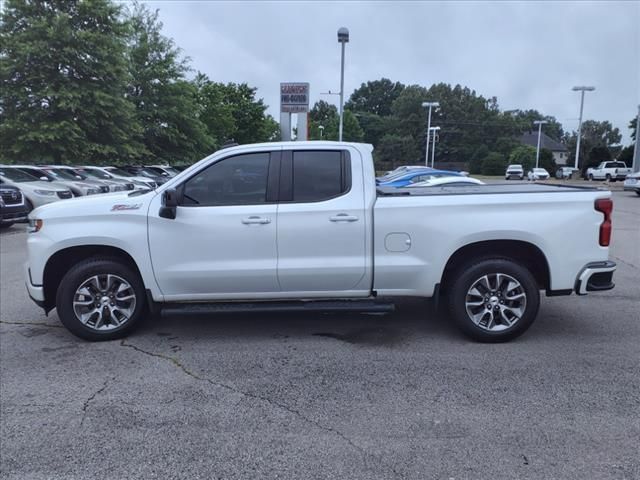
447, 258, 540, 342
55, 258, 147, 341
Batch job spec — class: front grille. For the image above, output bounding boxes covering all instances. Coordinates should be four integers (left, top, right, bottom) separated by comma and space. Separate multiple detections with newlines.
100, 186, 110, 193
57, 191, 72, 199
0, 190, 23, 205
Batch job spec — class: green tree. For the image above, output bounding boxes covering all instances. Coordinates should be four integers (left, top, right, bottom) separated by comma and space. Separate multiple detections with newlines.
469, 145, 489, 174
346, 78, 405, 116
309, 100, 337, 139
538, 148, 556, 173
0, 0, 144, 163
509, 109, 564, 140
618, 145, 634, 166
508, 145, 536, 172
323, 110, 364, 142
126, 3, 213, 164
564, 120, 622, 170
374, 134, 420, 171
629, 116, 637, 142
354, 112, 390, 147
481, 152, 507, 175
195, 76, 279, 146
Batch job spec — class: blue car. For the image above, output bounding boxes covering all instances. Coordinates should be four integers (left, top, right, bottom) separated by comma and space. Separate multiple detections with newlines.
377, 169, 463, 187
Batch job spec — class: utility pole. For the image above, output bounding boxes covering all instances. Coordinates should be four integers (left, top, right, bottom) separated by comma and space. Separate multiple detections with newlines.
572, 86, 595, 169
422, 102, 439, 166
534, 120, 548, 169
337, 27, 349, 141
633, 104, 640, 173
430, 126, 441, 168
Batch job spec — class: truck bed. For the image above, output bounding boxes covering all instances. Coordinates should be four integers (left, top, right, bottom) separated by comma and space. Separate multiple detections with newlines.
377, 183, 602, 197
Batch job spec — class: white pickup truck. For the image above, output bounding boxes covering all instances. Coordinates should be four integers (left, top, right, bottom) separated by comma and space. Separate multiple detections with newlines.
587, 161, 632, 181
25, 142, 616, 343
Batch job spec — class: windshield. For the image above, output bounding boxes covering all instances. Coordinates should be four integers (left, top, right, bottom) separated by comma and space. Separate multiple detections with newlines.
106, 167, 136, 177
81, 168, 113, 180
19, 167, 54, 180
0, 167, 40, 182
47, 168, 85, 181
380, 169, 430, 182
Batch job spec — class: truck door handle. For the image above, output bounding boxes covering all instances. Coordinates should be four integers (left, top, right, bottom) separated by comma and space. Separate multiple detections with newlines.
242, 216, 271, 225
329, 213, 359, 223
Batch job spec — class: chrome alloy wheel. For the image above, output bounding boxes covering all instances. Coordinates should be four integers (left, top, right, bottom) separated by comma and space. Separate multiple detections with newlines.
464, 273, 527, 332
72, 274, 136, 331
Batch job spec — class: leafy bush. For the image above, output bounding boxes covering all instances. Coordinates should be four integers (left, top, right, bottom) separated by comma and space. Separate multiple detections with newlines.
481, 152, 507, 175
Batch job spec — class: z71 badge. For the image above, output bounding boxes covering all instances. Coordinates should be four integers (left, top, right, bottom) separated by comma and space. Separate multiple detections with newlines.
111, 203, 142, 211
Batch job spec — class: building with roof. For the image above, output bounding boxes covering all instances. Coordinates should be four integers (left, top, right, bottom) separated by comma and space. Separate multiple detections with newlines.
519, 132, 569, 165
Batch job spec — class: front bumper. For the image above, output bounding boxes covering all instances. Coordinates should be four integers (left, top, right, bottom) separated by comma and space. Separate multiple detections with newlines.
1, 204, 29, 223
25, 263, 45, 307
575, 261, 616, 295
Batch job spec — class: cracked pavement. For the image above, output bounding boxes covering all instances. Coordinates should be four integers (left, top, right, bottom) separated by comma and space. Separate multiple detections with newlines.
1, 191, 639, 479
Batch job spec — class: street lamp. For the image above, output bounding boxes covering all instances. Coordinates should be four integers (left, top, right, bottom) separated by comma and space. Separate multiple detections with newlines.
429, 126, 441, 168
572, 86, 595, 169
319, 125, 324, 139
337, 27, 349, 141
422, 101, 440, 166
533, 120, 548, 168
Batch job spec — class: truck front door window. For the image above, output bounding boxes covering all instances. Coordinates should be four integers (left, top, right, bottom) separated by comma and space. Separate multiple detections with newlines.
182, 153, 270, 206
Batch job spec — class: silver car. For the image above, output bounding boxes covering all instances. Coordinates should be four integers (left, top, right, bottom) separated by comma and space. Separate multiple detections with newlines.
623, 172, 640, 196
0, 167, 72, 211
11, 165, 103, 196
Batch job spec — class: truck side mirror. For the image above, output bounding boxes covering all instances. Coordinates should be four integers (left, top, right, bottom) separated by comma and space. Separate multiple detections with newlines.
159, 187, 178, 219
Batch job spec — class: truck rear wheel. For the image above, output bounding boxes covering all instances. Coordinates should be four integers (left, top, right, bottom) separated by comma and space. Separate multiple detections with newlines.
55, 257, 147, 341
447, 258, 540, 342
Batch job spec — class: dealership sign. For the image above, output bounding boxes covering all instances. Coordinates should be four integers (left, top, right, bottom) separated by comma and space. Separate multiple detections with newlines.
280, 83, 309, 113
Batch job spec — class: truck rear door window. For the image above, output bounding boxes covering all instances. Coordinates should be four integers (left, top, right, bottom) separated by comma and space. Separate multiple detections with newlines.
290, 151, 350, 202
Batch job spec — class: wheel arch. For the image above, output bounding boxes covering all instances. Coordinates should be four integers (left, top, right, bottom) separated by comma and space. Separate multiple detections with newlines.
42, 245, 145, 313
439, 240, 551, 294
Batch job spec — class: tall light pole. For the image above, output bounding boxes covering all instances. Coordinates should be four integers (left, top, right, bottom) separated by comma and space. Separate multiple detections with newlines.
633, 104, 640, 173
572, 86, 595, 169
422, 101, 439, 166
337, 27, 349, 141
429, 126, 441, 168
533, 120, 548, 168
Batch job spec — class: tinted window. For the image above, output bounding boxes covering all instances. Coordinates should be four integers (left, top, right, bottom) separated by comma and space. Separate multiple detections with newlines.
182, 152, 270, 206
292, 151, 347, 202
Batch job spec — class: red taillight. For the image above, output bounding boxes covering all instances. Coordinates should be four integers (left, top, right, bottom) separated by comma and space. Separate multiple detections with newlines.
595, 198, 613, 246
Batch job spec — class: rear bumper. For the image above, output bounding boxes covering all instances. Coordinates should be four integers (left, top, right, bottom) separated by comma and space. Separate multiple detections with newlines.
575, 261, 616, 295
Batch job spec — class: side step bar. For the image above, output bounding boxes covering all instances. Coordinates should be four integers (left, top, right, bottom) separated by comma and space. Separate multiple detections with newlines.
160, 300, 395, 317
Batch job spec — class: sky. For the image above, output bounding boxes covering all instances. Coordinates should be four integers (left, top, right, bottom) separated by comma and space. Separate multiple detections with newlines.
143, 0, 639, 143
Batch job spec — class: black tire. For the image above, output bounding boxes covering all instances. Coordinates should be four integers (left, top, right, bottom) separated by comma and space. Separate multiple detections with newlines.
605, 174, 612, 181
636, 191, 640, 196
446, 258, 540, 343
588, 174, 593, 181
56, 257, 147, 341
0, 222, 14, 229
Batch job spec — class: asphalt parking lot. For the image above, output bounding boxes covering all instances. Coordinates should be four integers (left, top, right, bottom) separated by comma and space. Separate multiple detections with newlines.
1, 191, 638, 480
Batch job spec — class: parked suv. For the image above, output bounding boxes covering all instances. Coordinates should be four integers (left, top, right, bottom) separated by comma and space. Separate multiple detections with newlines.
0, 167, 72, 211
0, 182, 28, 228
505, 165, 524, 180
587, 161, 632, 181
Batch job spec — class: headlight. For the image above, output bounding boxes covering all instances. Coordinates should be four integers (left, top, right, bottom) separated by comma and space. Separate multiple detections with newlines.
86, 188, 100, 195
28, 218, 43, 233
33, 189, 56, 196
